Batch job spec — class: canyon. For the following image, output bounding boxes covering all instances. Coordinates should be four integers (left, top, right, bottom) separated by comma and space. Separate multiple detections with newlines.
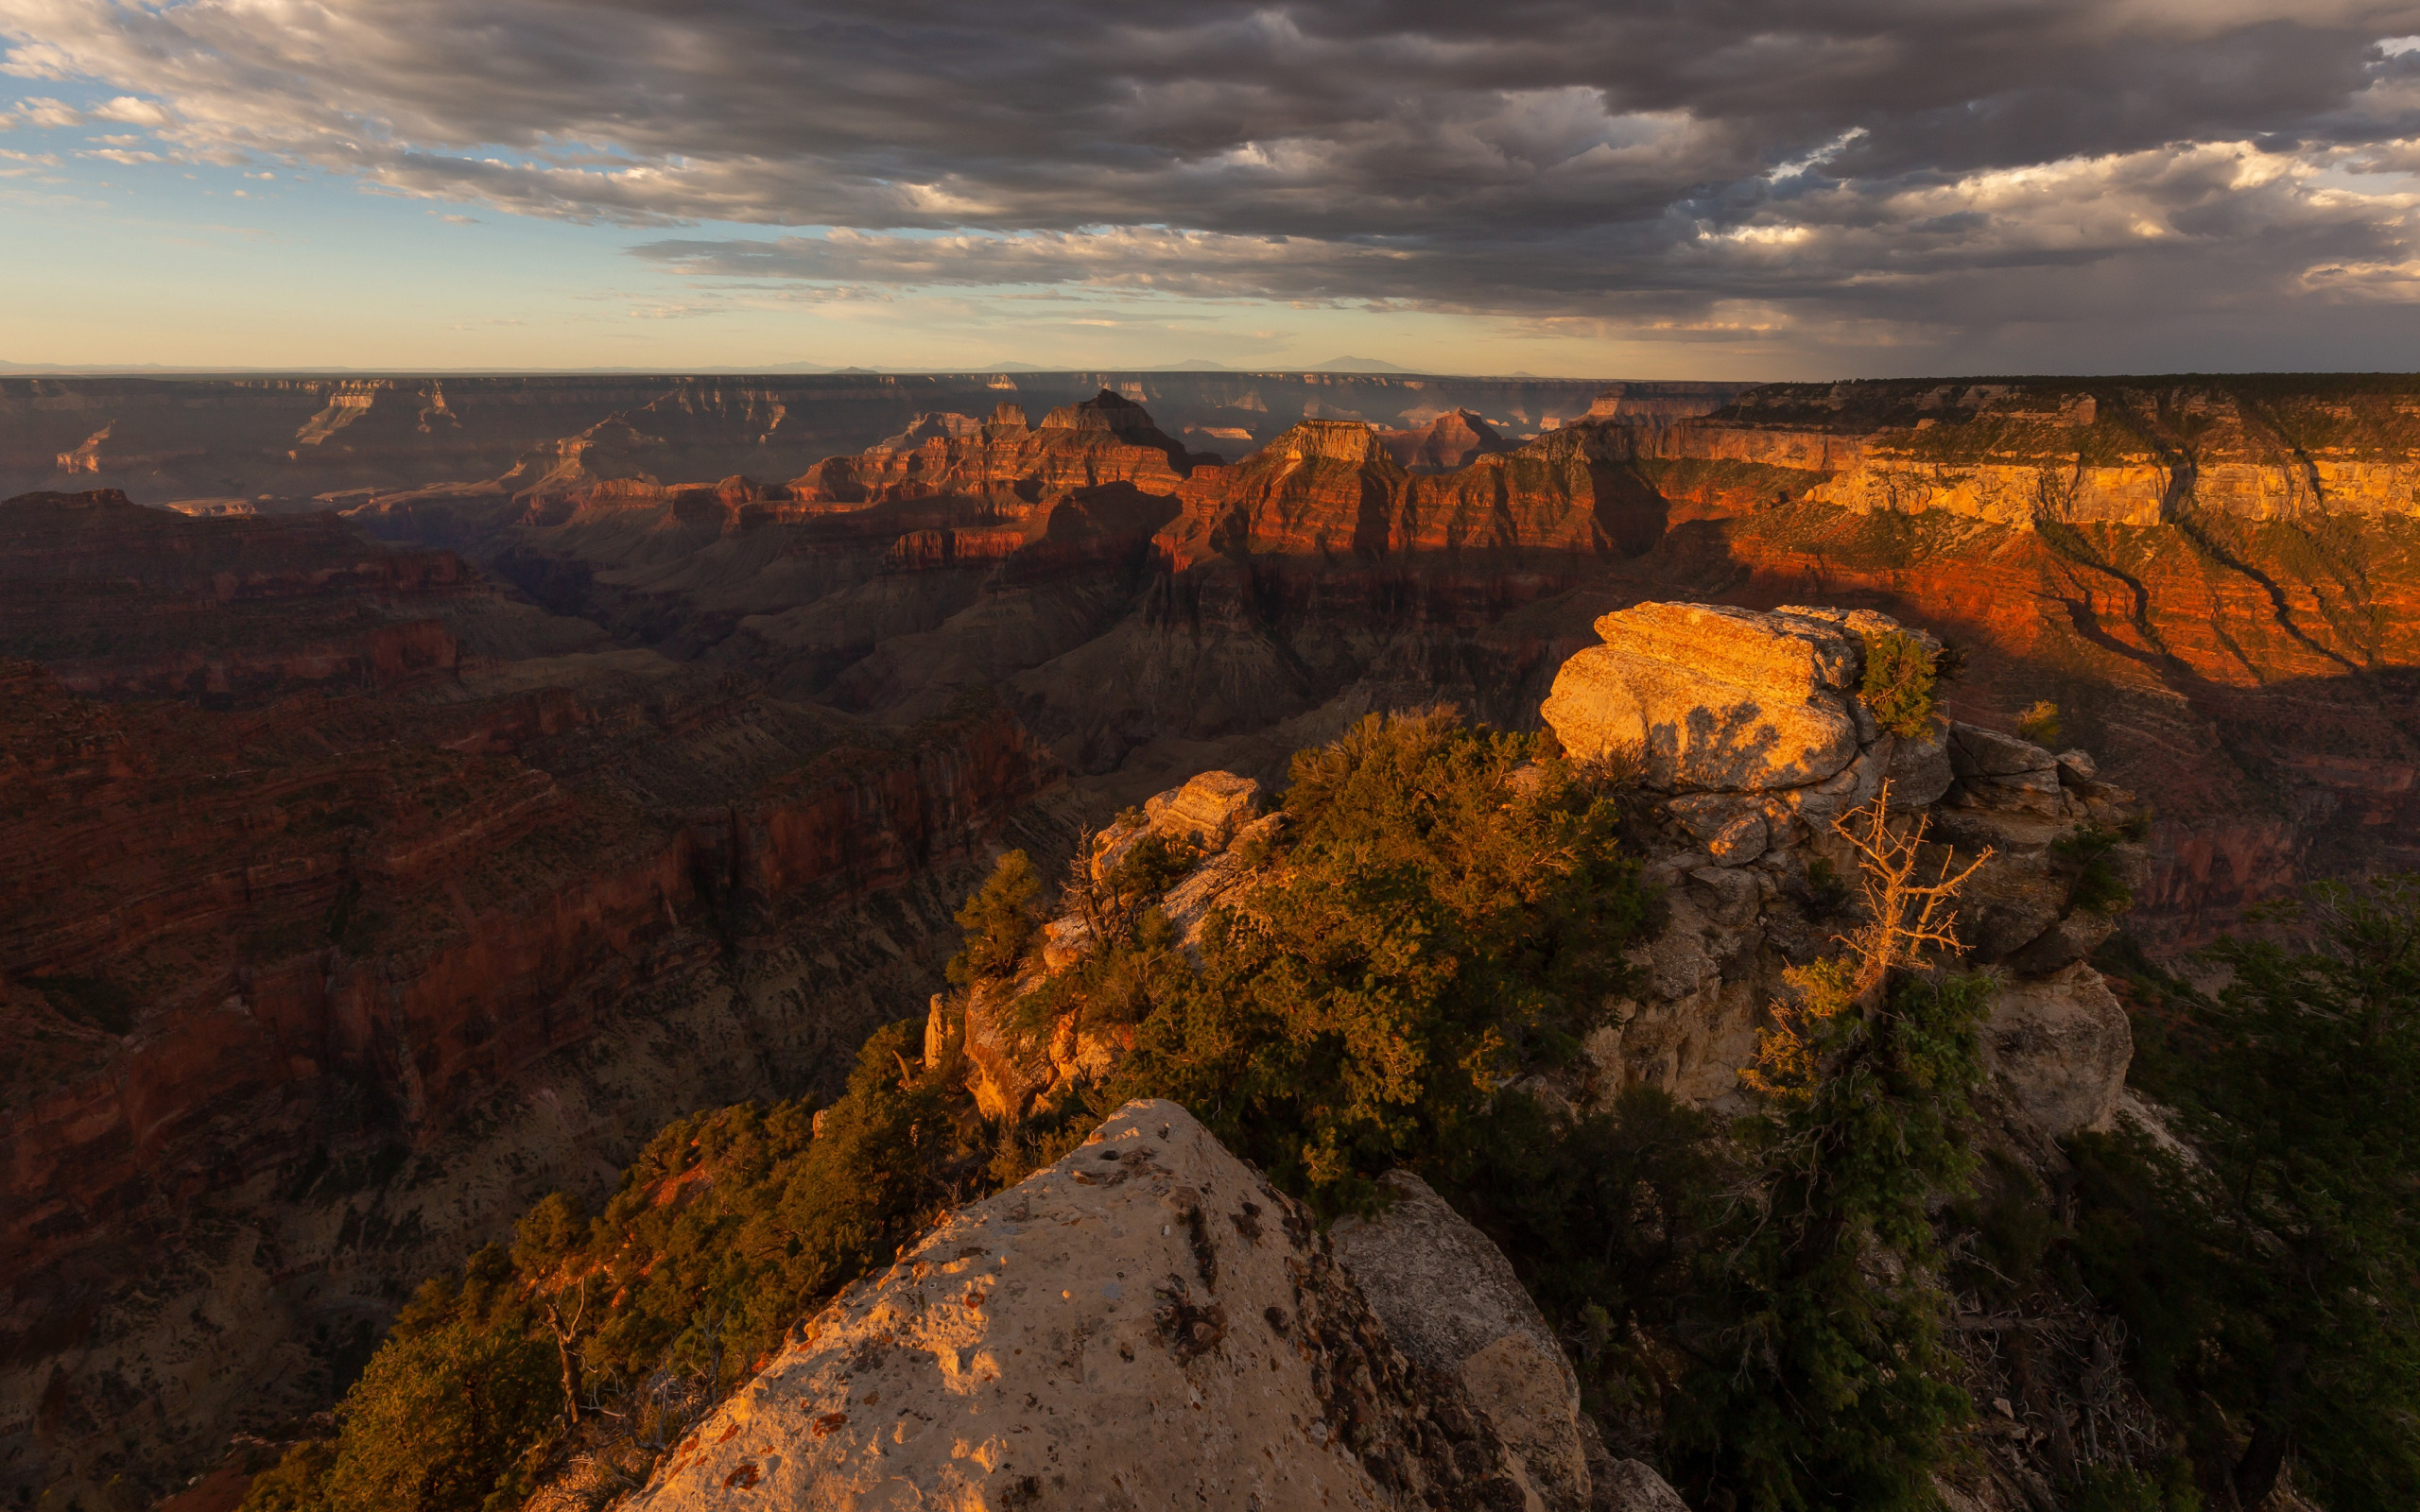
0, 489, 1058, 1504
7, 369, 2420, 1505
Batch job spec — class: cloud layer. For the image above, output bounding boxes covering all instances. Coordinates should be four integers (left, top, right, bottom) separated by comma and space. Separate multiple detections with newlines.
10, 0, 2420, 366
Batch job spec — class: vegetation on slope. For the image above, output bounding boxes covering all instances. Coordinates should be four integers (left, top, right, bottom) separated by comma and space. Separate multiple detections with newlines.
237, 706, 2420, 1512
2081, 881, 2420, 1512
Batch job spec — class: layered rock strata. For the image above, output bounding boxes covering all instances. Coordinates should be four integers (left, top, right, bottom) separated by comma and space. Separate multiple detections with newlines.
0, 490, 1068, 1505
1633, 375, 2420, 528
0, 489, 502, 702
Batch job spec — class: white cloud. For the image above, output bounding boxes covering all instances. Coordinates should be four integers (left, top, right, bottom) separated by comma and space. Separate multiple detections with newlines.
12, 95, 83, 128
90, 94, 170, 126
9, 0, 2420, 367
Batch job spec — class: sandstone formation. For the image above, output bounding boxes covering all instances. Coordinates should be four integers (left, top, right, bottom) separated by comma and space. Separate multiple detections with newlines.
622, 1100, 1674, 1512
1621, 375, 2420, 529
1540, 602, 1864, 792
788, 390, 1217, 511
1375, 408, 1512, 472
1538, 603, 2146, 1140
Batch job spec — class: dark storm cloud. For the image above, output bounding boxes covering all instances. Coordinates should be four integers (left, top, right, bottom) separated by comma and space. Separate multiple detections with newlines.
10, 0, 2420, 362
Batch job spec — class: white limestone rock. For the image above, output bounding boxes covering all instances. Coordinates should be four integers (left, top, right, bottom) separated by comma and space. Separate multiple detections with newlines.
621, 1102, 1529, 1512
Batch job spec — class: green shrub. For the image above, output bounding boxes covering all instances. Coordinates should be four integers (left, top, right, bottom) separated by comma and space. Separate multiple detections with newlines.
2073, 876, 2420, 1510
1858, 629, 1940, 739
944, 850, 1041, 986
2016, 699, 2062, 747
1802, 856, 1851, 917
2053, 820, 2141, 917
1432, 1085, 1729, 1414
237, 1440, 336, 1512
1672, 967, 1991, 1512
1106, 708, 1648, 1206
246, 1022, 976, 1512
2071, 1461, 2203, 1512
320, 1323, 558, 1512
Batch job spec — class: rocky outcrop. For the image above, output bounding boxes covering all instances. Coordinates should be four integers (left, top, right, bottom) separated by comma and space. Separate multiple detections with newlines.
1540, 602, 1864, 792
1376, 409, 1512, 472
625, 1100, 1605, 1512
1542, 603, 2147, 1143
1978, 966, 2135, 1143
790, 390, 1214, 510
613, 1101, 1698, 1512
1334, 1173, 1590, 1512
949, 775, 1279, 1122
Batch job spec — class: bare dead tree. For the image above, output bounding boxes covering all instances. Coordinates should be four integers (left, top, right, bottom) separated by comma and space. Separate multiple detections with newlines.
543, 1275, 588, 1426
1831, 779, 1993, 1010
1743, 780, 1994, 1102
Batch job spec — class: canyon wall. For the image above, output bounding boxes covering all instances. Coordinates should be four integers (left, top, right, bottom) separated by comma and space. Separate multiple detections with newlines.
0, 372, 1706, 508
1636, 374, 2420, 527
13, 369, 2420, 1502
294, 377, 2420, 949
0, 490, 1063, 1506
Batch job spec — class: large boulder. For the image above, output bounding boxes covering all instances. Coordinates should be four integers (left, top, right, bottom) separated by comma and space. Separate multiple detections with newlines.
1147, 769, 1266, 848
1541, 603, 1862, 793
1979, 964, 2133, 1139
1333, 1173, 1590, 1512
1093, 769, 1266, 881
624, 1102, 1539, 1512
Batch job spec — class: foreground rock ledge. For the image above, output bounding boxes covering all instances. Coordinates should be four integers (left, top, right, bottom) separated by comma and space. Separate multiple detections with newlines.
622, 1101, 1685, 1511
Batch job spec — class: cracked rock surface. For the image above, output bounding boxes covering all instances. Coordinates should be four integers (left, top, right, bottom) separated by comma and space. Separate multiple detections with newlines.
622, 1100, 1589, 1511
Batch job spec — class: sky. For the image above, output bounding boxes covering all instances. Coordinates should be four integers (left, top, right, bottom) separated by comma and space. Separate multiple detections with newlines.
8, 1, 2420, 378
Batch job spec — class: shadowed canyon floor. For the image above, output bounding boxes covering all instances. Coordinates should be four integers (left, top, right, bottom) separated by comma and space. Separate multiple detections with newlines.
8, 370, 2420, 1503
